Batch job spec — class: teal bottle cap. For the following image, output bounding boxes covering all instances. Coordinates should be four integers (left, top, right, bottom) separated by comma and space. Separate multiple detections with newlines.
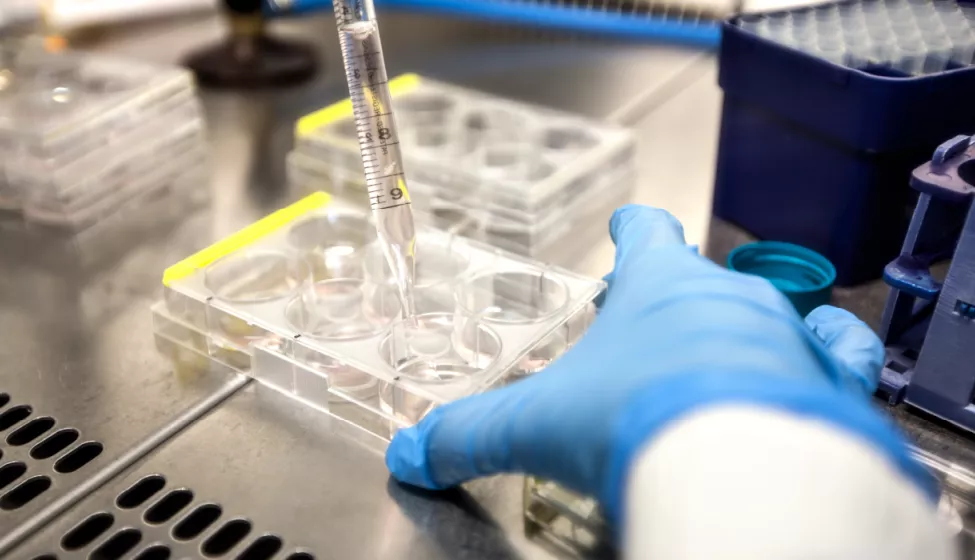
727, 241, 836, 317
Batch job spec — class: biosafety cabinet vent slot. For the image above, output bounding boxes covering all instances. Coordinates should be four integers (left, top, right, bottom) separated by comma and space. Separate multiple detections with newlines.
31, 429, 80, 460
61, 512, 115, 550
54, 442, 104, 474
0, 462, 27, 489
116, 475, 165, 509
0, 405, 33, 430
0, 476, 52, 510
90, 527, 142, 559
172, 503, 221, 540
0, 393, 105, 513
201, 518, 252, 557
235, 535, 284, 560
134, 544, 172, 560
8, 417, 56, 446
143, 489, 193, 524
41, 474, 318, 559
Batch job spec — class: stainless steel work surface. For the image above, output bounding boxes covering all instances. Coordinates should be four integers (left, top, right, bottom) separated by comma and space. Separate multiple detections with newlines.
10, 383, 551, 560
0, 211, 247, 554
87, 12, 707, 123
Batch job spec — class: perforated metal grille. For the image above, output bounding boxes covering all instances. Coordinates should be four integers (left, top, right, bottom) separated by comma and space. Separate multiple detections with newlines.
32, 473, 316, 560
0, 392, 105, 514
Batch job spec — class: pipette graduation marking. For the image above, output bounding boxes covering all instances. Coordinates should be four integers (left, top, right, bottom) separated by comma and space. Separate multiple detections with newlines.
331, 0, 417, 319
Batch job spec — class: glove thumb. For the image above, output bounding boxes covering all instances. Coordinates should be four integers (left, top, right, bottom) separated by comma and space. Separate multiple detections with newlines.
805, 305, 884, 397
386, 376, 541, 489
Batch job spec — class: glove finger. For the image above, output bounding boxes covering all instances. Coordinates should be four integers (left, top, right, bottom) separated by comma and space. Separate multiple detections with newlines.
605, 205, 688, 300
386, 377, 541, 489
605, 205, 731, 311
805, 305, 884, 397
610, 205, 687, 267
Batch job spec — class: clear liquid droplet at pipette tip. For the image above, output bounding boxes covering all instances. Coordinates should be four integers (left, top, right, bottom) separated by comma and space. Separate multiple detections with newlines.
379, 241, 417, 322
375, 205, 418, 323
398, 269, 418, 326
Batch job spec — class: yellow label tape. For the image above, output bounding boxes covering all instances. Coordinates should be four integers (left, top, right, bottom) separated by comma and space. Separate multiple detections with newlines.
295, 73, 422, 138
162, 191, 332, 287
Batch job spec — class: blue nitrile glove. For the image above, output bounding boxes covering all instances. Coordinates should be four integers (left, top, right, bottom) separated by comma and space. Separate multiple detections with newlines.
386, 205, 936, 525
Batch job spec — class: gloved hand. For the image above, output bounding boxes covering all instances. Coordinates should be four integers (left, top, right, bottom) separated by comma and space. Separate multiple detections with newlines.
386, 205, 935, 524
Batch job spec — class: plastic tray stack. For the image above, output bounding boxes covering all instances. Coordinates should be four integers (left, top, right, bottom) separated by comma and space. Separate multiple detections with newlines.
286, 74, 636, 264
0, 39, 206, 228
153, 193, 603, 446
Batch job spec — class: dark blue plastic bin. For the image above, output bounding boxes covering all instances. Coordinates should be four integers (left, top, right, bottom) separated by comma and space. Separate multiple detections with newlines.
714, 8, 975, 285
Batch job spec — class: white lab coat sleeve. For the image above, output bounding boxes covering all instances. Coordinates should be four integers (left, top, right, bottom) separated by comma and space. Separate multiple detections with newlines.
623, 405, 957, 560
